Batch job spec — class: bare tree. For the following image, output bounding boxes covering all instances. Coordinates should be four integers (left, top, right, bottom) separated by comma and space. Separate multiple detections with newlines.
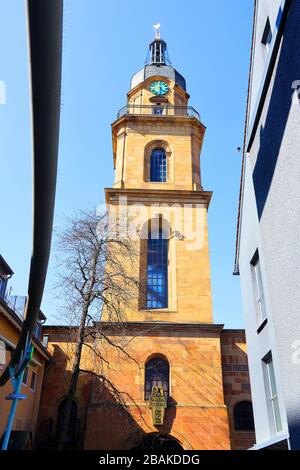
54, 209, 141, 450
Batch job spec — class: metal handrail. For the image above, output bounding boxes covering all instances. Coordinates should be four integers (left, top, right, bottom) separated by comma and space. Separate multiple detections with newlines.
117, 104, 201, 121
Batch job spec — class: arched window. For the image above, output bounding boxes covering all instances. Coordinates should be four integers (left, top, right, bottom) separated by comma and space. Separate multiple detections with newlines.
150, 148, 167, 182
145, 356, 169, 400
234, 401, 255, 431
134, 433, 183, 451
147, 228, 168, 309
56, 399, 79, 446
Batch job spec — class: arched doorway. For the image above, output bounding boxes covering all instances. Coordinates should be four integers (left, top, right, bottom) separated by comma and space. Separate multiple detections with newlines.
56, 399, 79, 449
134, 433, 183, 451
233, 401, 255, 431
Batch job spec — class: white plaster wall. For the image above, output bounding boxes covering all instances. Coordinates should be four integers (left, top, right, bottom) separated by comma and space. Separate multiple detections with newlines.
239, 157, 288, 445
238, 0, 300, 448
248, 0, 283, 126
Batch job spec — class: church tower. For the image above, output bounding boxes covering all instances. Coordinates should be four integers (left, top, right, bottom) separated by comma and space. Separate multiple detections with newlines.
106, 29, 214, 325
36, 29, 256, 452
94, 29, 232, 449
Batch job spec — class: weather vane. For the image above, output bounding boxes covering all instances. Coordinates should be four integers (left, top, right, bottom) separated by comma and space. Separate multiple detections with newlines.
153, 23, 161, 39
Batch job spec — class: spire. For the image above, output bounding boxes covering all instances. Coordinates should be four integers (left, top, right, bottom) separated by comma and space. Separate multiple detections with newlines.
149, 23, 167, 65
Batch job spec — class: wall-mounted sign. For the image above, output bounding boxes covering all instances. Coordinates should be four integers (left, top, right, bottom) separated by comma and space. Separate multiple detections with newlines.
149, 386, 167, 425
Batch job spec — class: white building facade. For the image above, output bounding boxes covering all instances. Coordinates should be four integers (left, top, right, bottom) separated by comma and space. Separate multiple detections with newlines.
235, 0, 300, 450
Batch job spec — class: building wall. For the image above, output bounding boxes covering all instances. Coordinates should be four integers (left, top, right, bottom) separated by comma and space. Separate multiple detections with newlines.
0, 308, 47, 445
238, 158, 288, 445
248, 0, 282, 126
37, 325, 254, 450
38, 325, 230, 450
105, 192, 213, 324
238, 0, 300, 448
221, 330, 256, 450
250, 0, 300, 449
36, 329, 91, 449
112, 118, 204, 191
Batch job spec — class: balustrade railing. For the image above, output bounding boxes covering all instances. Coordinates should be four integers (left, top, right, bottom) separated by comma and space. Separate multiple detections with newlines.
117, 104, 201, 121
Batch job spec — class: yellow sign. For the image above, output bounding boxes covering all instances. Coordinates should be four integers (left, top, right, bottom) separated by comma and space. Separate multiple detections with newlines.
149, 386, 167, 425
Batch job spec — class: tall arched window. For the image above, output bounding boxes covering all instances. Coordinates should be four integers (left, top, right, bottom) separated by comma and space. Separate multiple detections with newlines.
147, 228, 168, 309
150, 148, 167, 182
234, 401, 255, 431
56, 399, 79, 447
145, 356, 169, 400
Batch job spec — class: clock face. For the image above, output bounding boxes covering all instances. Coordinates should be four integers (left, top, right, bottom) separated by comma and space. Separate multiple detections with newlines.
150, 80, 169, 96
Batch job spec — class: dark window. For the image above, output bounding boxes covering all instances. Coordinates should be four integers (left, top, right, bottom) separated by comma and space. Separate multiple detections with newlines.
261, 18, 272, 48
145, 356, 169, 400
150, 148, 167, 182
0, 276, 8, 300
0, 277, 4, 299
153, 106, 164, 115
33, 321, 42, 339
30, 370, 37, 392
234, 401, 255, 431
146, 228, 168, 309
56, 399, 79, 447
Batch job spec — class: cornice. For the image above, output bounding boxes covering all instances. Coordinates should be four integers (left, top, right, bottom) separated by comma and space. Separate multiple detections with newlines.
112, 114, 205, 132
43, 323, 247, 339
105, 188, 212, 207
94, 321, 224, 336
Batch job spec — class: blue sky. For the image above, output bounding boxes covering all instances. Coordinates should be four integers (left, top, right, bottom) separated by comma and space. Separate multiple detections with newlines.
0, 0, 253, 327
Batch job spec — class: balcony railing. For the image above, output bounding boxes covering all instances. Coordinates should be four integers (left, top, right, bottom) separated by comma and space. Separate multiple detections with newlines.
117, 104, 201, 121
3, 294, 43, 340
5, 295, 26, 322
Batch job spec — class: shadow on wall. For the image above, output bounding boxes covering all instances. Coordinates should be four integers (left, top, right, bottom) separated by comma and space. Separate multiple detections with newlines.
36, 343, 179, 450
36, 343, 83, 449
252, 1, 300, 220
221, 333, 256, 450
81, 356, 178, 449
